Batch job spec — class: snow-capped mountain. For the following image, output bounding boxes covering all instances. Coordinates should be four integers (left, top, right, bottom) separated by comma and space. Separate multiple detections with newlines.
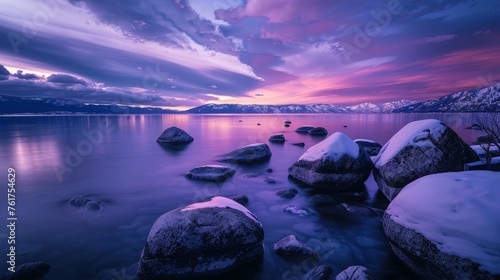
395, 83, 500, 112
346, 100, 416, 113
186, 103, 350, 114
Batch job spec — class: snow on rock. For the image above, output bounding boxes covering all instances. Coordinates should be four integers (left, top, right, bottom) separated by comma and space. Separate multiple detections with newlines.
335, 266, 373, 280
220, 143, 272, 164
185, 165, 236, 182
373, 119, 479, 200
156, 126, 194, 144
384, 171, 500, 279
288, 132, 373, 191
273, 235, 318, 261
138, 196, 264, 279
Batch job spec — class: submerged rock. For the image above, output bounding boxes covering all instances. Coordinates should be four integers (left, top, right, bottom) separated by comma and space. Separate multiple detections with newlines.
295, 125, 314, 134
308, 127, 328, 136
292, 142, 305, 147
228, 194, 249, 206
275, 188, 298, 198
138, 196, 264, 279
284, 120, 292, 125
303, 265, 334, 280
354, 139, 382, 156
283, 205, 313, 216
383, 171, 500, 279
373, 119, 479, 200
268, 133, 286, 143
335, 266, 373, 280
221, 143, 272, 164
274, 235, 318, 261
68, 196, 102, 212
156, 126, 194, 144
186, 165, 236, 182
288, 132, 373, 191
265, 177, 278, 184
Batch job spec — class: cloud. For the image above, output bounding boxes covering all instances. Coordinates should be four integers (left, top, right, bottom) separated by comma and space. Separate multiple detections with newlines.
47, 74, 86, 84
255, 93, 264, 96
410, 34, 457, 45
474, 30, 491, 36
12, 70, 40, 80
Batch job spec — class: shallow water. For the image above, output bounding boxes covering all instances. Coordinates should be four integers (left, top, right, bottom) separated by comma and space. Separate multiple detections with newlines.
0, 113, 483, 279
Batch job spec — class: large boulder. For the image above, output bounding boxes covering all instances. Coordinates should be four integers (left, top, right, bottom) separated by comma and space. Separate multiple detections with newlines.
373, 119, 479, 200
354, 139, 382, 156
138, 196, 264, 279
288, 132, 373, 191
186, 165, 236, 182
383, 171, 500, 280
156, 126, 194, 144
220, 143, 272, 164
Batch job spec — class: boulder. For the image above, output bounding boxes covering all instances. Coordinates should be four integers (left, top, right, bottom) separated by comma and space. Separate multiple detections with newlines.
221, 143, 272, 164
295, 125, 314, 134
138, 196, 264, 279
303, 265, 334, 280
288, 132, 373, 191
308, 127, 328, 136
273, 235, 318, 261
1, 262, 50, 280
269, 134, 286, 143
275, 188, 298, 198
373, 119, 479, 200
156, 126, 194, 144
292, 142, 306, 147
354, 139, 382, 156
284, 120, 292, 125
186, 165, 236, 182
228, 194, 249, 206
383, 171, 500, 280
335, 266, 373, 280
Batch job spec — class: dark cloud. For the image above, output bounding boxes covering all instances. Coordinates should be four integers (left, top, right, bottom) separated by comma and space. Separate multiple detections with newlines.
47, 74, 86, 84
12, 70, 41, 80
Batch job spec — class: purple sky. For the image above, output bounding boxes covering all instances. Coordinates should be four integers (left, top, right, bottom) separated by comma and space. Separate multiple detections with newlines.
0, 0, 499, 109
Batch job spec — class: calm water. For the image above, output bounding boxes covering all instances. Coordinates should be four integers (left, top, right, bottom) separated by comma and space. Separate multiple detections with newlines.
0, 113, 484, 279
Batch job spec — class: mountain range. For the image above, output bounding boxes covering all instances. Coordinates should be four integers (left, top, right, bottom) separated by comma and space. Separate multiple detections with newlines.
1, 82, 498, 114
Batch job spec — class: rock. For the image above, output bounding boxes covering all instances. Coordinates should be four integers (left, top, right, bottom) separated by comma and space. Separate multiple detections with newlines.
274, 235, 318, 261
283, 205, 313, 216
303, 265, 334, 280
156, 126, 194, 144
1, 262, 51, 280
332, 202, 382, 218
383, 171, 500, 280
275, 188, 298, 198
288, 132, 373, 191
373, 119, 479, 200
308, 127, 328, 136
466, 123, 481, 130
266, 168, 273, 173
335, 266, 373, 280
238, 120, 242, 122
285, 120, 292, 125
292, 142, 305, 147
295, 125, 314, 133
269, 133, 286, 142
221, 143, 272, 164
264, 177, 278, 184
285, 124, 291, 127
354, 139, 382, 156
257, 123, 261, 126
68, 196, 102, 212
138, 196, 264, 279
228, 194, 249, 206
186, 165, 236, 182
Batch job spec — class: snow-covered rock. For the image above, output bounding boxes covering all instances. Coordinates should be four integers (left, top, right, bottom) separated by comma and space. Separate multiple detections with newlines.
269, 133, 286, 142
221, 143, 272, 164
274, 235, 318, 261
303, 265, 334, 280
373, 119, 479, 200
288, 132, 373, 190
335, 266, 373, 280
383, 171, 500, 279
185, 165, 236, 182
354, 139, 382, 156
308, 127, 328, 136
156, 126, 194, 144
295, 125, 314, 133
138, 196, 264, 279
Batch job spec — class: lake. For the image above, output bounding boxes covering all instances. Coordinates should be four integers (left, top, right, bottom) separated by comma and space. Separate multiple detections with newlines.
0, 113, 485, 279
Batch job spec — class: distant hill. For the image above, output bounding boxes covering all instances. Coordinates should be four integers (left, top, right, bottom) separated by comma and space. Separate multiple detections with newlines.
1, 82, 499, 114
0, 95, 178, 114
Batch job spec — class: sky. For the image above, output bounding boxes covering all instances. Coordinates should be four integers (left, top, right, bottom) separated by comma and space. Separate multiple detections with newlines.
0, 0, 499, 109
